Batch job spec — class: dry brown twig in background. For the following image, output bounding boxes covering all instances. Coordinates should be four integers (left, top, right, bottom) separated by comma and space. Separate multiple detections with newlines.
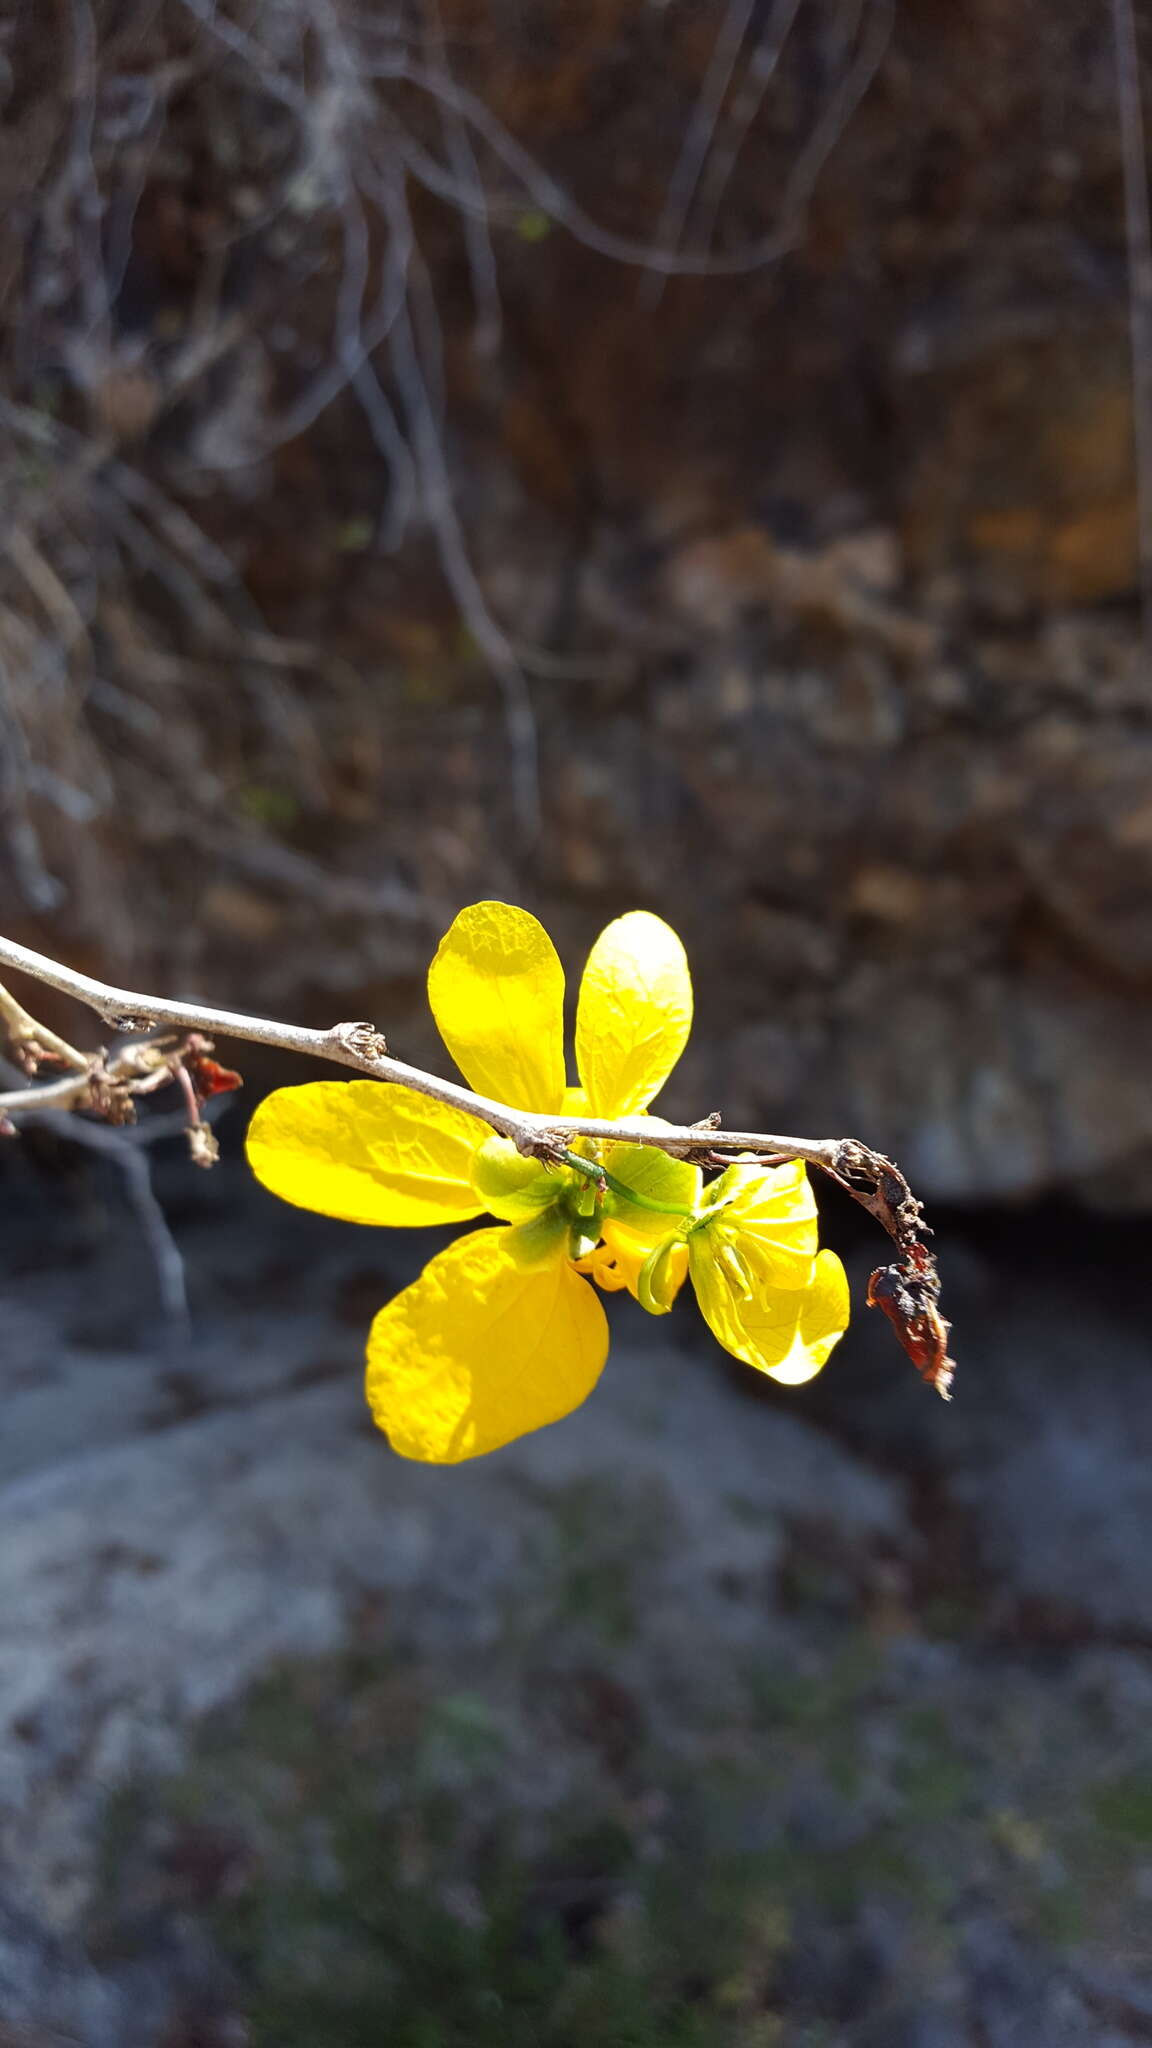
0, 931, 955, 1397
1112, 0, 1152, 649
0, 0, 893, 900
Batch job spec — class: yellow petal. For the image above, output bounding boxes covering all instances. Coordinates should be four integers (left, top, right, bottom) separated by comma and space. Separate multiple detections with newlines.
690, 1245, 849, 1385
575, 911, 692, 1118
699, 1159, 818, 1289
427, 901, 566, 1113
366, 1227, 609, 1461
573, 1242, 633, 1293
246, 1081, 486, 1227
597, 1219, 690, 1308
595, 1218, 651, 1294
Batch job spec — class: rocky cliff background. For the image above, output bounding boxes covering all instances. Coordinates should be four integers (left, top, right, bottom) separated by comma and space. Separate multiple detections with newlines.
4, 0, 1151, 1203
7, 7, 1152, 2046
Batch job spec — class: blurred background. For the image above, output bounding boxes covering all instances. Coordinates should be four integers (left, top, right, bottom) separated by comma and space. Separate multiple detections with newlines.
3, 1, 1152, 2042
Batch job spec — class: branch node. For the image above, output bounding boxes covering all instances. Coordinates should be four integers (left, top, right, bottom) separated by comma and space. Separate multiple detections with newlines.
331, 1020, 389, 1063
516, 1124, 567, 1164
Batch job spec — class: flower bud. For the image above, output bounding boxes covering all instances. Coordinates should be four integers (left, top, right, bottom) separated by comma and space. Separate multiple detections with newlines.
470, 1135, 553, 1220
636, 1235, 689, 1315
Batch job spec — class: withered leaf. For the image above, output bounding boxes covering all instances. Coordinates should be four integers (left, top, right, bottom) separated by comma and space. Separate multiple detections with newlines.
867, 1241, 954, 1400
186, 1054, 243, 1102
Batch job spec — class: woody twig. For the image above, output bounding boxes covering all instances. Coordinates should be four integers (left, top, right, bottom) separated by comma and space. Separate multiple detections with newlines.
0, 932, 955, 1393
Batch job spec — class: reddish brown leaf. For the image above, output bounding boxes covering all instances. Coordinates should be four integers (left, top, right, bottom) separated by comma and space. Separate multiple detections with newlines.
186, 1054, 243, 1101
867, 1242, 955, 1400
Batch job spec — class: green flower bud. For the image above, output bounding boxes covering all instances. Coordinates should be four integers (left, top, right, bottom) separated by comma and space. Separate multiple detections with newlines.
471, 1135, 554, 1220
636, 1235, 688, 1316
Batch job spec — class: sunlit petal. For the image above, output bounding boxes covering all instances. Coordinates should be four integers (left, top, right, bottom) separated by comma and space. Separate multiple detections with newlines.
689, 1244, 849, 1384
575, 911, 692, 1118
700, 1159, 819, 1289
573, 1241, 632, 1292
595, 1218, 691, 1309
594, 1218, 651, 1295
366, 1227, 609, 1461
427, 900, 566, 1113
246, 1081, 486, 1226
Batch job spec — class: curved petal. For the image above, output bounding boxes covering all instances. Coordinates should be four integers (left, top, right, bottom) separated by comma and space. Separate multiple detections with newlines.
573, 1242, 632, 1293
367, 1227, 609, 1462
246, 1080, 486, 1227
575, 911, 692, 1118
689, 1243, 849, 1385
597, 1219, 690, 1309
699, 1160, 819, 1289
593, 1218, 651, 1296
428, 901, 566, 1113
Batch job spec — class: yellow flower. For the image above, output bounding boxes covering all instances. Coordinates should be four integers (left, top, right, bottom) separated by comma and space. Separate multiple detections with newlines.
246, 901, 692, 1462
596, 1155, 848, 1383
686, 1162, 850, 1385
245, 899, 850, 1463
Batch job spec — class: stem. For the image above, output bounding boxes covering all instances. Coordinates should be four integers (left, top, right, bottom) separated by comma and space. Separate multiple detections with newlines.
0, 932, 845, 1173
558, 1148, 697, 1218
1, 1070, 96, 1115
0, 977, 88, 1071
0, 930, 954, 1390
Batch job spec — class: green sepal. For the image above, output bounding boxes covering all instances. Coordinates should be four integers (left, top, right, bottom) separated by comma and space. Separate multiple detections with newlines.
567, 1221, 602, 1262
600, 1143, 702, 1246
471, 1135, 556, 1221
504, 1204, 571, 1269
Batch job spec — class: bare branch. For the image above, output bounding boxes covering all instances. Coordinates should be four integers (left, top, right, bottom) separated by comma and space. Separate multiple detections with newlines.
0, 656, 67, 914
0, 930, 842, 1169
419, 0, 503, 357
174, 0, 309, 114
0, 929, 954, 1394
0, 976, 88, 1072
640, 0, 757, 308
371, 23, 892, 279
689, 0, 807, 250
1112, 0, 1152, 646
369, 165, 541, 840
1, 1070, 98, 1116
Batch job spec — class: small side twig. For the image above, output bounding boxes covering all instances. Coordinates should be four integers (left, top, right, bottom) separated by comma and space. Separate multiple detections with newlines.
0, 977, 89, 1074
1, 1069, 97, 1116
